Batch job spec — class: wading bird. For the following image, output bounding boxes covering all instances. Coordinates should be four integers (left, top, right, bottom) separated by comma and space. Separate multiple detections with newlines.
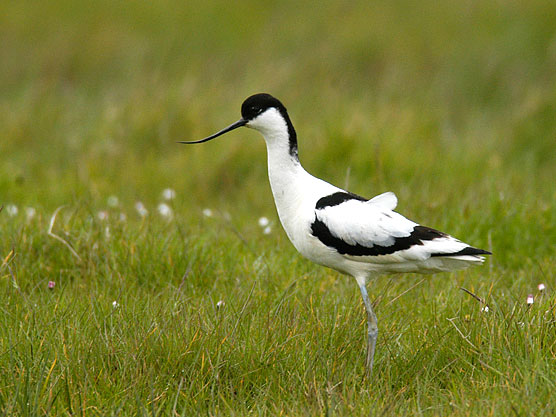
180, 93, 490, 376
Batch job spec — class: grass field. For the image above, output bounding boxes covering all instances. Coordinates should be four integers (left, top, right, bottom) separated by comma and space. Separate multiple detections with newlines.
1, 0, 556, 415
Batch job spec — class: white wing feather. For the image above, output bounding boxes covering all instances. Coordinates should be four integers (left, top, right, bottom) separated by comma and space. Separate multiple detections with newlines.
315, 198, 416, 248
367, 191, 398, 210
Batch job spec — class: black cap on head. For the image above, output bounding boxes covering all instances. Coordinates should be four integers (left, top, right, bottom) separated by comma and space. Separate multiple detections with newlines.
241, 93, 287, 121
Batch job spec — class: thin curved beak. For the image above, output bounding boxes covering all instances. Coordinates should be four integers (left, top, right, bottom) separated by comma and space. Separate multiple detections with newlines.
178, 119, 247, 144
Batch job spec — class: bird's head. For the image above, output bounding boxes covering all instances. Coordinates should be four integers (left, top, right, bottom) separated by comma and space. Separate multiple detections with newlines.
178, 93, 294, 148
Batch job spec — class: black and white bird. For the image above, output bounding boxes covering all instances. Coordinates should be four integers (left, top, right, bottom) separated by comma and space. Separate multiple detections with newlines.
180, 93, 491, 376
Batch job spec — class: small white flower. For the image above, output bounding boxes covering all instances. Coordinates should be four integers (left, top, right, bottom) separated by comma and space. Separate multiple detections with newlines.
25, 207, 36, 220
263, 226, 272, 235
104, 226, 111, 239
481, 306, 490, 313
216, 300, 225, 309
112, 300, 119, 308
97, 211, 109, 221
538, 283, 546, 292
119, 212, 127, 222
135, 202, 148, 217
527, 294, 534, 305
107, 195, 119, 207
157, 203, 173, 219
258, 216, 269, 227
162, 188, 176, 200
6, 204, 18, 216
202, 208, 213, 217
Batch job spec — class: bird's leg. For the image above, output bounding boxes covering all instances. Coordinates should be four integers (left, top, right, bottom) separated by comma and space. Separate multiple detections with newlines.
358, 281, 378, 378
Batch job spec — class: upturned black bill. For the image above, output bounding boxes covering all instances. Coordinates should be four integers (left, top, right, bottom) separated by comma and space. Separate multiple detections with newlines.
178, 119, 247, 144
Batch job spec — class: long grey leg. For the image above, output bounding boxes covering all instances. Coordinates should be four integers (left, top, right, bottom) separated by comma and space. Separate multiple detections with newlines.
358, 281, 378, 377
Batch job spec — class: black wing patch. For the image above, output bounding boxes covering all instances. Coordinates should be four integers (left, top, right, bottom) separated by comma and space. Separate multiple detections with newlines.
315, 192, 367, 210
311, 218, 448, 257
430, 247, 492, 257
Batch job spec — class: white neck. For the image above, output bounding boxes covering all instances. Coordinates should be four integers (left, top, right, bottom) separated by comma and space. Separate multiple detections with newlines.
247, 108, 306, 205
265, 131, 305, 204
248, 108, 339, 247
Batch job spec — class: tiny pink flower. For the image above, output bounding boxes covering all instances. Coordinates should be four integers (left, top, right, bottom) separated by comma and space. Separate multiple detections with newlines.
48, 281, 55, 289
526, 294, 534, 305
538, 283, 546, 292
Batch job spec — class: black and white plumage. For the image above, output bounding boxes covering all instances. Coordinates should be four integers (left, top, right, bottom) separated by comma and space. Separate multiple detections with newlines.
310, 190, 488, 268
180, 93, 491, 376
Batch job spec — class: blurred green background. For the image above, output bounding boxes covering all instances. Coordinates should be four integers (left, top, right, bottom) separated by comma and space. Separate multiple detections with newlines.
2, 0, 555, 211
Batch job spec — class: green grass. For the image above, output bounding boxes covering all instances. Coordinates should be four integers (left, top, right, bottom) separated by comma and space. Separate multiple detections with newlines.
1, 0, 556, 415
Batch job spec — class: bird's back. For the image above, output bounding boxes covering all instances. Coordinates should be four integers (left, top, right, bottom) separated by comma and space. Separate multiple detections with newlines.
271, 172, 489, 277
